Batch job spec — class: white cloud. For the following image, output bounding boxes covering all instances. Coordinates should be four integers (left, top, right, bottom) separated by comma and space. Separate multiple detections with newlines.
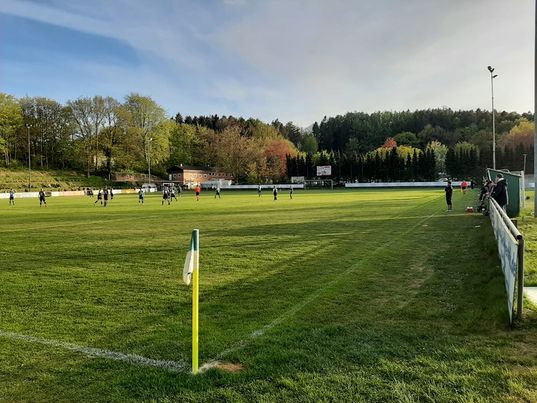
0, 0, 533, 126
214, 0, 534, 123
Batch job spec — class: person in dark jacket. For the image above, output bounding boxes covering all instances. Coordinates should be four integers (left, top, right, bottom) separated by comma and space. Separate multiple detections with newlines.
491, 174, 508, 210
444, 181, 453, 211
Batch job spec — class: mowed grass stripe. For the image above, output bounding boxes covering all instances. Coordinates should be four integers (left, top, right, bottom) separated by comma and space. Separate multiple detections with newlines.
0, 190, 438, 362
0, 193, 436, 348
209, 198, 442, 362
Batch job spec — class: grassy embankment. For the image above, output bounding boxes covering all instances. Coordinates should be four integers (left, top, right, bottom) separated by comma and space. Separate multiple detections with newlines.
0, 168, 110, 192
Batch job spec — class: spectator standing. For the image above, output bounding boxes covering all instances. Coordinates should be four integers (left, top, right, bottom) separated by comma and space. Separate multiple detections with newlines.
491, 174, 508, 211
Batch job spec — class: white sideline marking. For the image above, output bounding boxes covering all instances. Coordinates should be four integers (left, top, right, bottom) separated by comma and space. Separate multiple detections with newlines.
0, 330, 187, 373
206, 204, 440, 365
199, 360, 222, 373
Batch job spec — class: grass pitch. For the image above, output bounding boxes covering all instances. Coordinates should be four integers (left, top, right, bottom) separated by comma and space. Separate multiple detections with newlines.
1, 189, 537, 402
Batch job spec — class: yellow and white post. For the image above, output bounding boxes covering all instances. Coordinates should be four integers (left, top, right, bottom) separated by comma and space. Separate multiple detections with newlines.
183, 229, 200, 375
192, 229, 199, 375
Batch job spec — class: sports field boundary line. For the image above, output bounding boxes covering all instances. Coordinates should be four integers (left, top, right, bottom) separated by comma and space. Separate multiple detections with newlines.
203, 197, 442, 369
0, 330, 188, 373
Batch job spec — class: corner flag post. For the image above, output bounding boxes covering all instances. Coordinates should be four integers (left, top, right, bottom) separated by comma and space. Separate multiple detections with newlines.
183, 229, 200, 375
192, 229, 199, 375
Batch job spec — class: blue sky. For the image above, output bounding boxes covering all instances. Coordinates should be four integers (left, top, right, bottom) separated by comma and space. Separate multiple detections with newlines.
0, 0, 534, 126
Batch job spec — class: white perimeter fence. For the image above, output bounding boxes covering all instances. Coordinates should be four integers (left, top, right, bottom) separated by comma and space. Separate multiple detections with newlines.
202, 184, 304, 190
488, 197, 524, 324
0, 185, 304, 198
0, 189, 130, 199
345, 181, 463, 188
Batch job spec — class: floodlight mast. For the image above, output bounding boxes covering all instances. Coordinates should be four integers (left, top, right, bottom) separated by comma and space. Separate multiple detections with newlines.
534, 1, 537, 217
488, 66, 498, 170
26, 124, 31, 190
148, 137, 153, 186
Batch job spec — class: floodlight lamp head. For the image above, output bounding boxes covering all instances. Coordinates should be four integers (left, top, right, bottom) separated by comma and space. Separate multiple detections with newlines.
487, 66, 494, 73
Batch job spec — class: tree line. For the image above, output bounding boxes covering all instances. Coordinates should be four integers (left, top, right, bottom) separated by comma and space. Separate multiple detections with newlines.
0, 93, 299, 183
287, 138, 534, 182
313, 109, 533, 152
0, 91, 534, 184
309, 109, 534, 180
287, 147, 437, 182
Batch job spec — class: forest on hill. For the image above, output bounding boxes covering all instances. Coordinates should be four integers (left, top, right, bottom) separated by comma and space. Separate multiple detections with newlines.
0, 92, 534, 184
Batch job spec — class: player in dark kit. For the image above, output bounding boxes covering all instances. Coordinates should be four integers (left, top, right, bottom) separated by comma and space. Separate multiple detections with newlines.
9, 189, 15, 206
162, 188, 170, 206
444, 181, 453, 211
257, 185, 262, 197
289, 186, 293, 199
138, 188, 144, 204
273, 186, 278, 201
103, 189, 109, 207
170, 186, 178, 201
215, 186, 221, 199
94, 189, 103, 205
39, 189, 47, 207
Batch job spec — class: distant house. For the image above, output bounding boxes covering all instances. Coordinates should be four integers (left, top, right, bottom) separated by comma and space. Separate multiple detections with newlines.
167, 165, 233, 186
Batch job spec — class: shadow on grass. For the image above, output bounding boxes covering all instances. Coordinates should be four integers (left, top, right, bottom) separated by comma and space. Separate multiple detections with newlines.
43, 208, 537, 402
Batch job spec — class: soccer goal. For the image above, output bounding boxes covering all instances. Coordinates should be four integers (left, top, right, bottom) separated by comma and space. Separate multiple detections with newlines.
303, 179, 334, 190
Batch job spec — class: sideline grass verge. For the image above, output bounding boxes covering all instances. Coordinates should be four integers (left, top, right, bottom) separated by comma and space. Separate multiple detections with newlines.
518, 192, 537, 286
1, 189, 536, 401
